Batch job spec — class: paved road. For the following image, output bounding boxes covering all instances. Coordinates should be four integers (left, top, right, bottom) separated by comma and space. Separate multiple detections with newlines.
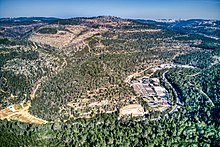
162, 71, 182, 115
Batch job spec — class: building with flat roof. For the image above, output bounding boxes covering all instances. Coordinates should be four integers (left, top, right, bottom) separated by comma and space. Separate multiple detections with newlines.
131, 76, 170, 112
154, 86, 166, 96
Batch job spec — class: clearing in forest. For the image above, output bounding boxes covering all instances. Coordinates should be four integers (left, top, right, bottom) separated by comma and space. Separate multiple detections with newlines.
119, 104, 144, 117
0, 101, 47, 124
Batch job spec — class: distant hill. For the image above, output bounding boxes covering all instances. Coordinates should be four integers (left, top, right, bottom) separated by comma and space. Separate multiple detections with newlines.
0, 17, 59, 22
136, 19, 220, 40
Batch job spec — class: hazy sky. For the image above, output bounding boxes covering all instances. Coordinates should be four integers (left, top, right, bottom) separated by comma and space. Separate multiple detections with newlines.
0, 0, 219, 19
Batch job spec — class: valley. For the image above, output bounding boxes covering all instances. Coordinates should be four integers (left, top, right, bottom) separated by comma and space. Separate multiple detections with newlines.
0, 16, 219, 146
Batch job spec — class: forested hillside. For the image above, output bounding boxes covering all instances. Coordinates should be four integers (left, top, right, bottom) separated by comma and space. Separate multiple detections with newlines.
0, 16, 219, 146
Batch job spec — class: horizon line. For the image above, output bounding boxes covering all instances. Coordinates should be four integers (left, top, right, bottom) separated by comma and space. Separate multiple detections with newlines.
0, 15, 219, 20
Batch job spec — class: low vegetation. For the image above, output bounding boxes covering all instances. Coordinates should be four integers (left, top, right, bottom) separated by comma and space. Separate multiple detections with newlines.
37, 27, 58, 34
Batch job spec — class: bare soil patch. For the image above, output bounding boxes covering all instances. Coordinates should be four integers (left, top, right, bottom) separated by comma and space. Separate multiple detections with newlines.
119, 104, 144, 117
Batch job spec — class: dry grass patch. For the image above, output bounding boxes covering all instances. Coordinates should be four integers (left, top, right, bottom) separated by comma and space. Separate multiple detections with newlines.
29, 25, 88, 48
